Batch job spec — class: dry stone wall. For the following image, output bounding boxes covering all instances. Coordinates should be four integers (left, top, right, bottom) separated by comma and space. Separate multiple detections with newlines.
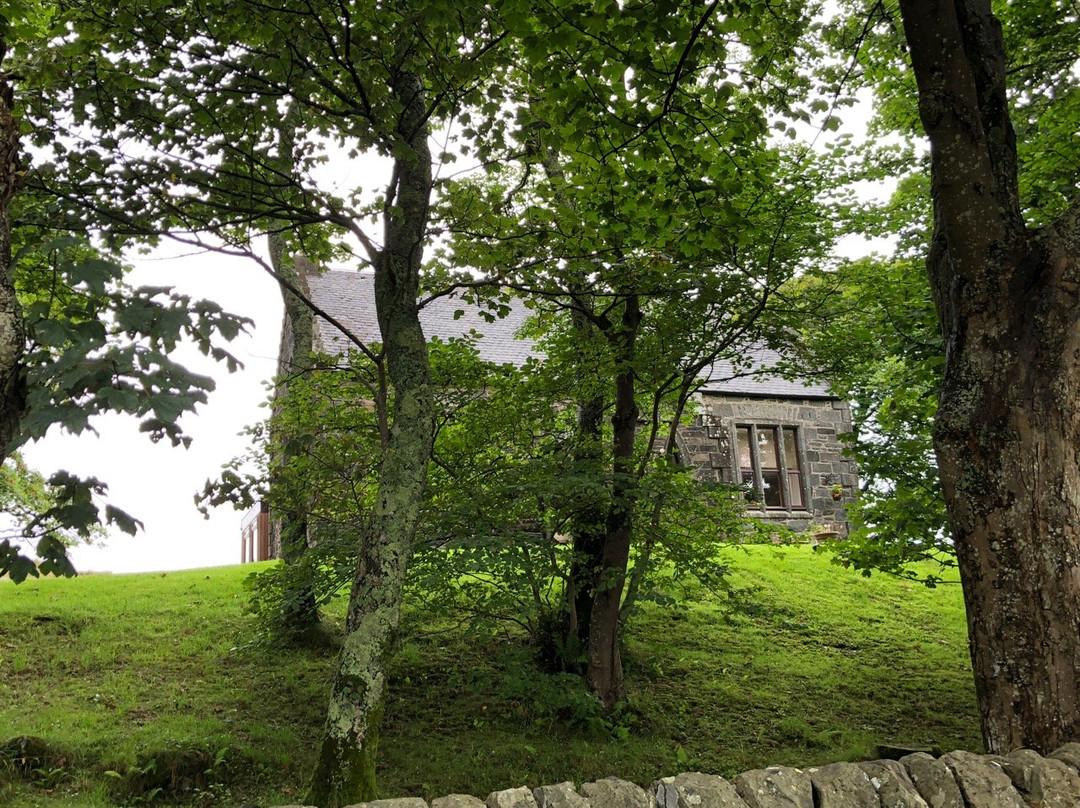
271, 743, 1080, 808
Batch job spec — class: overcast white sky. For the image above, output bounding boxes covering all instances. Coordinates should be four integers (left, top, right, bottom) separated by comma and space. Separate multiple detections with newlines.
22, 248, 285, 574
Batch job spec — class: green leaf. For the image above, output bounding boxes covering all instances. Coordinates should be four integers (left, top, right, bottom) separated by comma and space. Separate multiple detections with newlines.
105, 504, 143, 536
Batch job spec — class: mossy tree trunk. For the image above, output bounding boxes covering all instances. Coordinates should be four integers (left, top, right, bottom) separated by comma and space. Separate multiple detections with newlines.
900, 0, 1080, 753
306, 67, 435, 807
0, 41, 26, 456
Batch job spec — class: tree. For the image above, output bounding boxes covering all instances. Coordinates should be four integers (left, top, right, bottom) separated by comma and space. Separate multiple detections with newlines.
265, 241, 323, 639
895, 0, 1080, 753
0, 2, 253, 581
435, 0, 836, 706
785, 173, 952, 582
21, 2, 515, 802
0, 23, 26, 457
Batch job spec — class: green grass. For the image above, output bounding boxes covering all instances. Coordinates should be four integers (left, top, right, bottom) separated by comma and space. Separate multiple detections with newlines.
0, 546, 981, 806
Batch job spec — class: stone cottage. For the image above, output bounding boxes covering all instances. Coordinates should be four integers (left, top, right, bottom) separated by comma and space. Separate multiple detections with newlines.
678, 346, 857, 534
248, 268, 857, 561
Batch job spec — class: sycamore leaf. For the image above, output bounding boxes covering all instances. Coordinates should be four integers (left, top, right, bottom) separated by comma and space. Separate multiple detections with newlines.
0, 540, 41, 583
105, 505, 143, 536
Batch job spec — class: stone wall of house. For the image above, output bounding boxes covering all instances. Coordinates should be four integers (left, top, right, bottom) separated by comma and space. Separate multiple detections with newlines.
676, 394, 858, 534
270, 744, 1080, 808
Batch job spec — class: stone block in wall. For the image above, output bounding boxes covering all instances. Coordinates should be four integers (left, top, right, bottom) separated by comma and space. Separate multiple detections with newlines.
653, 772, 747, 808
901, 753, 964, 808
533, 783, 589, 808
806, 763, 878, 808
857, 760, 928, 808
732, 765, 812, 808
487, 787, 539, 808
940, 749, 1026, 808
999, 748, 1080, 807
434, 796, 486, 808
1049, 742, 1080, 772
345, 800, 429, 808
581, 777, 656, 808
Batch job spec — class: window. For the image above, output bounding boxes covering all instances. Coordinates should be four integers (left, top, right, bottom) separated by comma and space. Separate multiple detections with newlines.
736, 425, 805, 510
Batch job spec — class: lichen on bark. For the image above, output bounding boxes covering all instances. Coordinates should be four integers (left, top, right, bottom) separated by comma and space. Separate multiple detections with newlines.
0, 41, 27, 455
306, 64, 436, 806
899, 0, 1080, 753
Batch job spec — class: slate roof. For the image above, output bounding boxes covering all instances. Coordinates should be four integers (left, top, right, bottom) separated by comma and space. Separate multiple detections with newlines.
697, 346, 835, 399
304, 269, 835, 399
307, 270, 541, 366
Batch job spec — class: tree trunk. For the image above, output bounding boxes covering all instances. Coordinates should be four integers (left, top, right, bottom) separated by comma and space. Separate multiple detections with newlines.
0, 44, 26, 456
568, 392, 605, 650
586, 295, 641, 709
567, 305, 606, 654
936, 256, 1080, 753
307, 67, 435, 807
268, 237, 321, 637
899, 0, 1080, 753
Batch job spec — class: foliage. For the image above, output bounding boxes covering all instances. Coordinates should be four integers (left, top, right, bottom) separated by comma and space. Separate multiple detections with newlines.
15, 0, 506, 263
14, 233, 248, 448
0, 24, 252, 581
827, 0, 1080, 224
795, 259, 949, 581
0, 457, 110, 583
200, 348, 384, 639
780, 172, 952, 582
0, 213, 250, 581
216, 330, 752, 656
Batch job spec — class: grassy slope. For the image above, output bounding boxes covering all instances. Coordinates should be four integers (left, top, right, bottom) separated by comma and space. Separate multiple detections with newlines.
0, 546, 980, 806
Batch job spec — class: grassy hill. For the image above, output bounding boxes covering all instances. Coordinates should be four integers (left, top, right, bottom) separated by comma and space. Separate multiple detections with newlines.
0, 545, 981, 807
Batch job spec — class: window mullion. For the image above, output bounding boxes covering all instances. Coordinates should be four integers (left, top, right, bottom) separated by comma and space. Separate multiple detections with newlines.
748, 424, 761, 504
775, 426, 789, 511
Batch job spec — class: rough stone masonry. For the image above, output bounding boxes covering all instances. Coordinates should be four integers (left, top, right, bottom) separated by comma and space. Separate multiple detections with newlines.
271, 743, 1080, 808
